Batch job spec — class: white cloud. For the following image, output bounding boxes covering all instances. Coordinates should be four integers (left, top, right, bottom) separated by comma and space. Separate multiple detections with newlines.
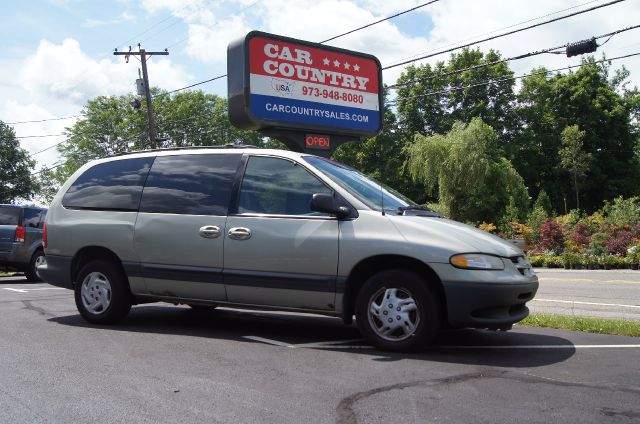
185, 16, 252, 64
1, 38, 191, 168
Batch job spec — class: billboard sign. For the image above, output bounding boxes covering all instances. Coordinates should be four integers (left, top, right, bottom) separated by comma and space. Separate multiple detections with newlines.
228, 31, 383, 142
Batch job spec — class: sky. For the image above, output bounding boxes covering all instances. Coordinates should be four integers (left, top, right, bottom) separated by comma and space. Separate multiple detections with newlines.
1, 0, 640, 171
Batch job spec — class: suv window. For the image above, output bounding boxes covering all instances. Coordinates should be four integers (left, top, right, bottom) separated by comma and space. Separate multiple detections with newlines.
62, 157, 154, 211
23, 208, 42, 228
140, 154, 241, 215
238, 156, 331, 215
0, 207, 20, 225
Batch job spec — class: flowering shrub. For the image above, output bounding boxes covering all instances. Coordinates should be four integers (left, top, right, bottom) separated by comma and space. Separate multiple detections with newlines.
510, 222, 533, 240
539, 219, 565, 253
478, 222, 497, 233
570, 223, 591, 249
606, 228, 634, 255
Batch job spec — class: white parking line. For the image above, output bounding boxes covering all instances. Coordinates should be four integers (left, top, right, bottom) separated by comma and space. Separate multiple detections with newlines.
243, 336, 640, 350
436, 345, 640, 349
532, 298, 640, 309
2, 287, 66, 293
243, 336, 297, 348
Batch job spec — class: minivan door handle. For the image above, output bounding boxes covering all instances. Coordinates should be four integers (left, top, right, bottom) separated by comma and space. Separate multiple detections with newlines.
198, 225, 221, 239
228, 227, 252, 241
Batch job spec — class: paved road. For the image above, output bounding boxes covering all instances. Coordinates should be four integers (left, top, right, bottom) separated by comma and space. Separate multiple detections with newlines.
1, 277, 639, 423
531, 269, 640, 321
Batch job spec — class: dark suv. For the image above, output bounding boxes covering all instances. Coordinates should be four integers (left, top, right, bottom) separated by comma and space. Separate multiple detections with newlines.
0, 205, 47, 281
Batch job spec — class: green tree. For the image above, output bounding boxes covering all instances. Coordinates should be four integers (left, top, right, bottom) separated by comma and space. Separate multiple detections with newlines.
0, 121, 37, 203
559, 125, 591, 210
514, 57, 640, 212
406, 118, 528, 222
55, 89, 264, 184
395, 48, 516, 141
532, 189, 553, 216
333, 94, 425, 202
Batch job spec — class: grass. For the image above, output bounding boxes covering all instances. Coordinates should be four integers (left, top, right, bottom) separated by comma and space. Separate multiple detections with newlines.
522, 313, 640, 337
0, 272, 12, 277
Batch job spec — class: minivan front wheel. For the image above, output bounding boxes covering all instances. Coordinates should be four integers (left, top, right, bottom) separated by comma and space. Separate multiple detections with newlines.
74, 260, 131, 324
355, 270, 440, 351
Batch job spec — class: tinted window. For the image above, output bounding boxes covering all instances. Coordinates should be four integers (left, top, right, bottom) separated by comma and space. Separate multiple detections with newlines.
23, 208, 41, 228
140, 154, 241, 215
62, 157, 154, 211
238, 156, 331, 215
0, 207, 20, 225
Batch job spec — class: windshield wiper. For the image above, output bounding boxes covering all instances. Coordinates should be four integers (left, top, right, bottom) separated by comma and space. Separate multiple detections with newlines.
397, 205, 443, 217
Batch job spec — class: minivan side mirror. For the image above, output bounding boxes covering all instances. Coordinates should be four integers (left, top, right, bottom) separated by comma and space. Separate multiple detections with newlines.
310, 193, 349, 219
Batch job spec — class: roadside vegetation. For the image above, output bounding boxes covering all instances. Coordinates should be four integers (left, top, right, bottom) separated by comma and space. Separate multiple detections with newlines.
1, 47, 639, 229
522, 313, 640, 337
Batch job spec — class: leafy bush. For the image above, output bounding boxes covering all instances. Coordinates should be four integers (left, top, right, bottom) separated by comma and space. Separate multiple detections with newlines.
588, 232, 608, 256
570, 223, 591, 249
478, 222, 497, 233
539, 219, 565, 254
526, 206, 547, 246
580, 211, 605, 233
528, 254, 545, 267
603, 196, 640, 227
606, 228, 634, 256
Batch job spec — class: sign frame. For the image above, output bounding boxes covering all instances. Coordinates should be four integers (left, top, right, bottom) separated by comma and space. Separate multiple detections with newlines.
228, 31, 383, 152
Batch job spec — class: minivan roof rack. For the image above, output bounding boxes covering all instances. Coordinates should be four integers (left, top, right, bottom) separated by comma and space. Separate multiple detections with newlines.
111, 143, 261, 157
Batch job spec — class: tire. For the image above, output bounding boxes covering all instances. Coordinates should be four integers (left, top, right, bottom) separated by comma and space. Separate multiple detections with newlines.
74, 260, 132, 324
25, 250, 45, 282
355, 269, 440, 352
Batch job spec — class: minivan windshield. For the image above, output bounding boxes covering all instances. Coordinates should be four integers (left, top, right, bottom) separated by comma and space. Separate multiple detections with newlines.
0, 206, 20, 226
303, 156, 418, 213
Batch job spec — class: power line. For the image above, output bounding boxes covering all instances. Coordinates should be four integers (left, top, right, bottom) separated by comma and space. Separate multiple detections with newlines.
319, 0, 439, 43
15, 133, 65, 139
389, 24, 640, 89
381, 0, 626, 70
158, 1, 444, 96
385, 0, 602, 68
387, 51, 640, 105
5, 115, 80, 125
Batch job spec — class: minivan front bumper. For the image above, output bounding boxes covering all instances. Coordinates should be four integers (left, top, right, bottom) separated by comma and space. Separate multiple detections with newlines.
429, 262, 538, 328
442, 280, 538, 328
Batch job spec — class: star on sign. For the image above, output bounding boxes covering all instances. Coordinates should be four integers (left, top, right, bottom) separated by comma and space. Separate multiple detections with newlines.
333, 59, 341, 67
323, 58, 330, 66
353, 64, 360, 72
344, 62, 350, 70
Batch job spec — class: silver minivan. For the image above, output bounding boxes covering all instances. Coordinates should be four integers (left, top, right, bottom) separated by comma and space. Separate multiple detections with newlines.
39, 147, 537, 351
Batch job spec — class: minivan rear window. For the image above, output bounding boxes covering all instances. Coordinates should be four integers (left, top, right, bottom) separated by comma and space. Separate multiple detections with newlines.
62, 157, 154, 211
0, 207, 20, 225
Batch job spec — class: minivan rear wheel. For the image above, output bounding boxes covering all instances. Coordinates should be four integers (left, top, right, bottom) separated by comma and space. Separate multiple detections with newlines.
355, 270, 440, 351
74, 260, 131, 324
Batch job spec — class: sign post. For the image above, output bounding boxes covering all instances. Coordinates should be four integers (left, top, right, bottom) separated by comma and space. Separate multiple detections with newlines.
228, 31, 383, 157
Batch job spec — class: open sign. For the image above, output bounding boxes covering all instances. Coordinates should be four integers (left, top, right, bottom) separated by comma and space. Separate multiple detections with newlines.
305, 134, 331, 150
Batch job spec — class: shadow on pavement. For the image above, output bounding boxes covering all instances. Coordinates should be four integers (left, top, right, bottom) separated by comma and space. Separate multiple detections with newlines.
50, 304, 575, 368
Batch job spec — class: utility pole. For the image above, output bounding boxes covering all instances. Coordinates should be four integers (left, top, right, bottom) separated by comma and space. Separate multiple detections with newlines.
114, 45, 168, 149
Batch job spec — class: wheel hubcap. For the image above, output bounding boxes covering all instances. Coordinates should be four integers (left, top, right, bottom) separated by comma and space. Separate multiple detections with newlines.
34, 255, 45, 279
80, 272, 112, 314
368, 287, 420, 341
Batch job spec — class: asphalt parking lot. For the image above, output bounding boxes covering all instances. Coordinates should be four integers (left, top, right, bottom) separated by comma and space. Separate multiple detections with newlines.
1, 278, 639, 423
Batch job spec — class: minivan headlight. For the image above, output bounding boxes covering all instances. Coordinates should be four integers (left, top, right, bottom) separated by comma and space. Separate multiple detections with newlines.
450, 254, 505, 270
